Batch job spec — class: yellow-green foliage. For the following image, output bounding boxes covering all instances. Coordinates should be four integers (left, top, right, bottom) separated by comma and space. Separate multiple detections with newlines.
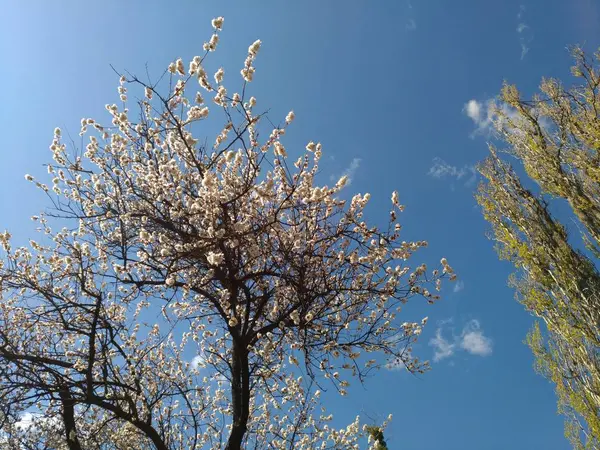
477, 48, 600, 449
365, 426, 389, 450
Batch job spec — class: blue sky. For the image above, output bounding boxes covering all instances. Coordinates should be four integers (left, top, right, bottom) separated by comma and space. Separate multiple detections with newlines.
1, 1, 598, 449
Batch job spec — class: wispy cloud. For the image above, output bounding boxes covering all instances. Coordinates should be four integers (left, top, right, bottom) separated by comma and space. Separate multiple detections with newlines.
464, 98, 521, 136
189, 355, 229, 383
517, 5, 533, 60
430, 328, 456, 362
463, 99, 498, 136
15, 412, 38, 430
464, 97, 551, 139
516, 23, 528, 34
385, 349, 413, 371
428, 157, 477, 187
465, 99, 482, 123
453, 280, 465, 293
343, 158, 361, 182
191, 355, 206, 370
406, 1, 416, 31
331, 158, 361, 187
429, 319, 493, 362
13, 412, 60, 431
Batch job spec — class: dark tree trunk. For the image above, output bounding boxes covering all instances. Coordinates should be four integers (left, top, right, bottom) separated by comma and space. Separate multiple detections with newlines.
225, 338, 250, 450
59, 390, 83, 450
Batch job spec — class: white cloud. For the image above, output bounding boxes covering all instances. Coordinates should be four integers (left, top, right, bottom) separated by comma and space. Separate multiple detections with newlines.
460, 320, 493, 356
517, 5, 533, 60
15, 412, 38, 430
464, 97, 552, 139
428, 158, 477, 187
405, 1, 416, 31
520, 38, 530, 60
12, 412, 60, 432
464, 98, 525, 136
428, 158, 474, 180
385, 358, 402, 371
213, 372, 228, 383
465, 100, 481, 123
385, 349, 413, 371
344, 158, 361, 181
438, 317, 454, 326
516, 23, 528, 33
191, 355, 206, 370
430, 328, 456, 362
453, 280, 465, 293
429, 319, 493, 362
331, 158, 361, 187
463, 99, 498, 136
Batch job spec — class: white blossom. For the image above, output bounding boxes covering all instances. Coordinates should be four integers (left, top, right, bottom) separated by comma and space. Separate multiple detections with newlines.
211, 16, 224, 30
207, 251, 224, 266
214, 67, 224, 84
248, 39, 261, 56
285, 111, 295, 124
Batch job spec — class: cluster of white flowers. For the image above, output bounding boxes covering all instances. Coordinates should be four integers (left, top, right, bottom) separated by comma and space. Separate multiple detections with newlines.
211, 16, 224, 30
206, 251, 224, 266
187, 105, 210, 122
241, 39, 261, 82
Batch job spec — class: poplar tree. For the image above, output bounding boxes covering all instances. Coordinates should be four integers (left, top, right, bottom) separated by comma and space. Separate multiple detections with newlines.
477, 48, 600, 449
